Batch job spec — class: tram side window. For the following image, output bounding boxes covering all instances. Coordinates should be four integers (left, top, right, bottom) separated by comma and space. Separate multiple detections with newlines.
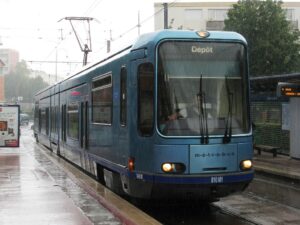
34, 101, 39, 123
120, 66, 127, 126
92, 73, 113, 124
38, 109, 42, 132
46, 107, 50, 135
138, 63, 154, 136
40, 109, 45, 133
61, 104, 67, 142
51, 106, 57, 134
40, 107, 49, 135
46, 107, 49, 135
67, 103, 79, 140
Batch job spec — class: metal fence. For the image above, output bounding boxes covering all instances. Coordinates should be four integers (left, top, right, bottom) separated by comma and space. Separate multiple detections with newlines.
251, 101, 290, 154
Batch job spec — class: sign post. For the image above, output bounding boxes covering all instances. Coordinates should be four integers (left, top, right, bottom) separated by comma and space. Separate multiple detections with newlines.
0, 105, 20, 147
277, 82, 300, 159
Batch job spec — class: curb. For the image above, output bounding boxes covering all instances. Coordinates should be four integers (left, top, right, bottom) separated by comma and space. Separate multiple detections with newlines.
254, 164, 300, 182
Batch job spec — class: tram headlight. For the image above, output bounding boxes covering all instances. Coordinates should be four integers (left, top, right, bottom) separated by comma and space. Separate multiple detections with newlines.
161, 162, 186, 173
162, 163, 173, 172
240, 160, 252, 171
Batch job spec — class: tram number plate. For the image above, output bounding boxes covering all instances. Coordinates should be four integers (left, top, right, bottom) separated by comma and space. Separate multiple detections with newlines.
211, 176, 224, 184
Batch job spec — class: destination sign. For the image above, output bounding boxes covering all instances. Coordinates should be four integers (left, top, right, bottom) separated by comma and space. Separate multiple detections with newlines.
277, 82, 300, 97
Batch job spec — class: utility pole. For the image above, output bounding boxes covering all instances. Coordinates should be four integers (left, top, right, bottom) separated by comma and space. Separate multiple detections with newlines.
107, 40, 111, 53
58, 28, 64, 41
59, 17, 94, 66
107, 29, 112, 53
163, 3, 168, 29
138, 11, 141, 36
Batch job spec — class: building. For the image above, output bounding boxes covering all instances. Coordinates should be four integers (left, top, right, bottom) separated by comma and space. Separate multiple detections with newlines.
0, 59, 5, 102
0, 59, 4, 73
0, 49, 19, 75
0, 49, 19, 102
154, 1, 300, 31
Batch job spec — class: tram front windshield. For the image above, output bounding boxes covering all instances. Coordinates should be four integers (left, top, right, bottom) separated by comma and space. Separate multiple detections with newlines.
157, 41, 250, 136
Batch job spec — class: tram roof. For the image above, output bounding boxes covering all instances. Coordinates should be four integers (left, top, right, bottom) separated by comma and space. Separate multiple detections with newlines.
131, 30, 247, 50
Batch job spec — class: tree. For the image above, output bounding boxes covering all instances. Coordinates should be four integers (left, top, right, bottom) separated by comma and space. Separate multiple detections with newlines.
224, 0, 300, 76
5, 60, 48, 103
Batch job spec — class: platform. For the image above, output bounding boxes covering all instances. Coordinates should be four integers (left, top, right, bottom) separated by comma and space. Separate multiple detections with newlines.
0, 126, 161, 225
254, 151, 300, 181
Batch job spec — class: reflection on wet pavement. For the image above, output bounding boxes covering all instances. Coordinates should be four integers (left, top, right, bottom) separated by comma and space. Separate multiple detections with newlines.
0, 128, 120, 225
0, 153, 93, 225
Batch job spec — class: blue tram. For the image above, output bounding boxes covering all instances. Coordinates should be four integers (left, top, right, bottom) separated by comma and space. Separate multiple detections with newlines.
34, 30, 253, 200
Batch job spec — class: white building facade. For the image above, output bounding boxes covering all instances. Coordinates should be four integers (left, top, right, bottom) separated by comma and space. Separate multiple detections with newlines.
154, 1, 300, 31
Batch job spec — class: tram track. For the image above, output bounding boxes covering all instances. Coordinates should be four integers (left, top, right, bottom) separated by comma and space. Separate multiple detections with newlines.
211, 204, 260, 225
30, 133, 255, 225
247, 173, 300, 210
35, 142, 300, 225
136, 199, 256, 225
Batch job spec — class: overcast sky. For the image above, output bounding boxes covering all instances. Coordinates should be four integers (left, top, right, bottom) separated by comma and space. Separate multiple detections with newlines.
0, 0, 299, 77
0, 0, 157, 76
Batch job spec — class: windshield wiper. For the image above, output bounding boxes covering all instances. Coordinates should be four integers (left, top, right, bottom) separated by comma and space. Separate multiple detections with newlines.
223, 76, 233, 144
198, 75, 209, 144
174, 89, 180, 114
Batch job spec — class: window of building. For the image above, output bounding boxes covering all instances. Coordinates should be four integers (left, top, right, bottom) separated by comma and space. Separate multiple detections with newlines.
184, 9, 203, 21
184, 9, 203, 29
138, 63, 154, 136
208, 9, 228, 21
285, 9, 298, 30
120, 66, 127, 126
67, 103, 79, 140
92, 73, 113, 124
285, 9, 295, 21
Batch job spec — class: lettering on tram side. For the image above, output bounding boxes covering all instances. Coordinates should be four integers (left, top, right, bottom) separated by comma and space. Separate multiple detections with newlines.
211, 176, 224, 184
194, 152, 235, 158
191, 46, 213, 54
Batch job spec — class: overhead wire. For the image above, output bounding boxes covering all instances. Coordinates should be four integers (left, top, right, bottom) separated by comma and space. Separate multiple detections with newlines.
90, 0, 180, 57
39, 0, 179, 71
111, 0, 179, 42
83, 0, 104, 16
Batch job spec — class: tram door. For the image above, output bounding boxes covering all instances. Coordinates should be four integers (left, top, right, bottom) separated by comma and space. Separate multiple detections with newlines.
119, 66, 128, 165
80, 101, 88, 149
80, 101, 91, 173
